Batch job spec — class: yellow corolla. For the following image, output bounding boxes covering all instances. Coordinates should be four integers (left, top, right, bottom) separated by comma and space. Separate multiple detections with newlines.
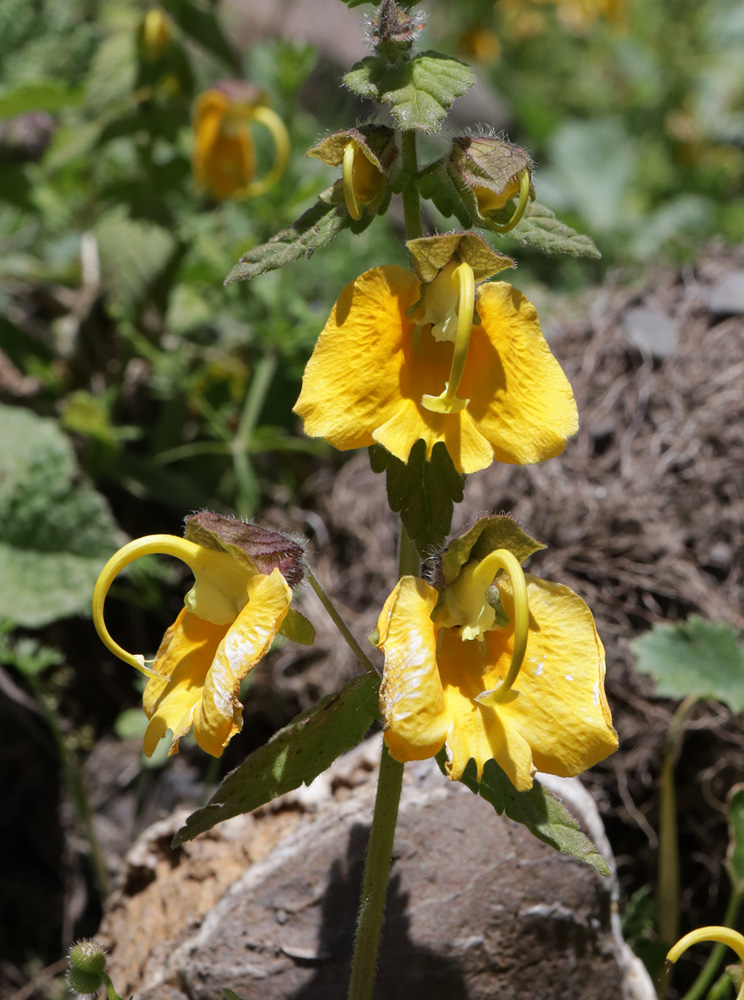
375, 546, 617, 791
192, 84, 289, 200
93, 528, 295, 757
294, 261, 578, 475
668, 927, 744, 1000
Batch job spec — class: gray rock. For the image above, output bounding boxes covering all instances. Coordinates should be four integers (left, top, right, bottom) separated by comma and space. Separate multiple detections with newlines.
707, 270, 744, 316
101, 738, 654, 1000
622, 306, 679, 358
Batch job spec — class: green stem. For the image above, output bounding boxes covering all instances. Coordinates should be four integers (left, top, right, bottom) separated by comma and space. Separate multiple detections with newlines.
232, 351, 278, 517
401, 131, 423, 242
681, 888, 744, 1000
346, 742, 404, 1000
656, 695, 700, 998
305, 567, 379, 676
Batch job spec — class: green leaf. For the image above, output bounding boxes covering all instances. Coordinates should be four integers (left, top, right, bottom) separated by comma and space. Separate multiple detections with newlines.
369, 440, 465, 559
173, 672, 380, 845
449, 754, 611, 876
439, 514, 545, 585
344, 51, 475, 133
95, 207, 178, 311
0, 80, 82, 118
726, 787, 744, 893
0, 404, 120, 627
160, 0, 239, 72
418, 159, 472, 225
498, 202, 601, 259
632, 616, 744, 712
225, 198, 366, 284
280, 607, 316, 646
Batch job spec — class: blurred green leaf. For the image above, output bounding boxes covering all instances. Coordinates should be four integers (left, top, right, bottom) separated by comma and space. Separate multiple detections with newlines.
632, 616, 744, 712
0, 404, 120, 627
173, 672, 380, 844
280, 607, 316, 646
344, 51, 475, 133
161, 0, 239, 72
369, 440, 465, 559
0, 80, 81, 118
95, 206, 178, 311
451, 754, 611, 876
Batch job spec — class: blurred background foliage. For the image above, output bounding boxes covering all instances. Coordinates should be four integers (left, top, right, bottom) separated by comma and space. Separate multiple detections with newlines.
1, 0, 743, 989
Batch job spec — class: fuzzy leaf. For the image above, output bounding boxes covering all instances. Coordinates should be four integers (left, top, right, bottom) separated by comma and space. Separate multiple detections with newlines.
173, 672, 380, 844
451, 754, 611, 876
499, 201, 601, 259
369, 440, 465, 559
95, 207, 177, 310
418, 160, 472, 225
632, 616, 744, 712
344, 51, 475, 133
225, 198, 368, 284
0, 404, 120, 627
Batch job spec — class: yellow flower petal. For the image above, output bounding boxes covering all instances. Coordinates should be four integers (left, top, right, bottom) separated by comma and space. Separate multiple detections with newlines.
377, 576, 449, 762
143, 609, 229, 757
294, 267, 578, 474
193, 568, 292, 756
467, 282, 578, 464
142, 569, 292, 758
193, 90, 256, 200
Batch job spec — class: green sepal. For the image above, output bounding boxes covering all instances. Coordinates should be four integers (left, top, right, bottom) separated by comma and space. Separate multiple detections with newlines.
225, 197, 374, 284
440, 752, 611, 876
632, 616, 744, 712
498, 202, 601, 259
343, 51, 475, 133
280, 607, 316, 646
439, 514, 545, 586
406, 232, 514, 283
173, 672, 380, 845
369, 440, 465, 559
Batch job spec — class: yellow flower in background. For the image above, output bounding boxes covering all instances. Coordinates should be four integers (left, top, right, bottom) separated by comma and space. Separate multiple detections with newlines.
193, 83, 289, 200
92, 515, 306, 757
138, 8, 173, 63
294, 263, 578, 475
375, 542, 617, 791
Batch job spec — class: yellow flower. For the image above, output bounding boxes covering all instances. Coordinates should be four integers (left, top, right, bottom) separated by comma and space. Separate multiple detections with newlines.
138, 8, 173, 63
294, 262, 578, 475
92, 517, 304, 757
668, 927, 744, 1000
375, 541, 617, 791
192, 84, 289, 200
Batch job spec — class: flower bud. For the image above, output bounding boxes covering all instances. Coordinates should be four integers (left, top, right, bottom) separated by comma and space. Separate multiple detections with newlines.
307, 126, 396, 218
138, 8, 173, 63
67, 940, 107, 997
448, 135, 534, 226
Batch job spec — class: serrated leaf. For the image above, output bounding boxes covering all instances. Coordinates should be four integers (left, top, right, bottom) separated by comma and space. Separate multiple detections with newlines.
0, 80, 82, 119
726, 787, 744, 892
632, 616, 744, 712
344, 51, 475, 133
440, 514, 545, 585
95, 207, 177, 310
280, 607, 315, 645
225, 199, 362, 284
499, 202, 601, 259
173, 672, 380, 844
449, 754, 610, 876
369, 440, 465, 559
0, 404, 120, 627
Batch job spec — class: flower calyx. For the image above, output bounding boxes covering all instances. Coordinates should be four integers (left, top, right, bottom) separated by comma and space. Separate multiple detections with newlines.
308, 126, 396, 221
449, 134, 535, 232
